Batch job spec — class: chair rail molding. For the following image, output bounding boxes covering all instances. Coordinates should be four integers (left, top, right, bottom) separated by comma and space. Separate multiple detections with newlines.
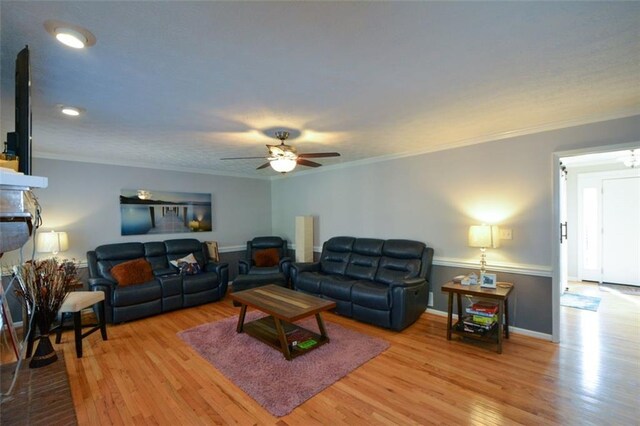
433, 256, 552, 278
289, 245, 552, 278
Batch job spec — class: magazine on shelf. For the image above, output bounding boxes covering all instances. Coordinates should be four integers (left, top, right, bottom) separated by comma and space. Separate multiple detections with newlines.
472, 314, 497, 325
470, 301, 499, 314
466, 307, 497, 317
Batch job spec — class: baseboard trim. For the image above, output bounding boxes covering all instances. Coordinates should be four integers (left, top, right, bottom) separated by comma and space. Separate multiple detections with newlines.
425, 308, 552, 341
219, 245, 244, 254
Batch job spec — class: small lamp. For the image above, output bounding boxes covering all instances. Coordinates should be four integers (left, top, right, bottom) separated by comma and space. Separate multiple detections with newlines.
37, 231, 69, 255
468, 225, 500, 273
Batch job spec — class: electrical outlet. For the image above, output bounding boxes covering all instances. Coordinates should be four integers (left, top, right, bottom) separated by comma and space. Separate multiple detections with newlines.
428, 291, 434, 307
499, 228, 513, 240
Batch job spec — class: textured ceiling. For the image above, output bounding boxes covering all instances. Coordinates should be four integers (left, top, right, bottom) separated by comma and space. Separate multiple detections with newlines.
1, 1, 639, 177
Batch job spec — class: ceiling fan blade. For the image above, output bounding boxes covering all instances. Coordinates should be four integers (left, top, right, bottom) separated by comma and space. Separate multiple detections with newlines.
256, 162, 271, 170
298, 152, 341, 158
220, 156, 266, 160
297, 159, 322, 168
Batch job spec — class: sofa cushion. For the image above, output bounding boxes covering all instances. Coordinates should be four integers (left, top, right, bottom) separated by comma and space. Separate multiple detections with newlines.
144, 242, 169, 272
345, 253, 380, 281
247, 265, 280, 275
165, 239, 206, 266
382, 239, 425, 259
321, 276, 357, 301
320, 237, 355, 275
95, 242, 145, 281
253, 248, 279, 267
375, 256, 422, 286
112, 280, 162, 307
183, 271, 218, 294
352, 281, 391, 310
110, 258, 154, 286
353, 238, 384, 256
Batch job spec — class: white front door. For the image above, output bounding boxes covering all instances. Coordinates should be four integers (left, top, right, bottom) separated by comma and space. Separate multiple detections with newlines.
602, 177, 640, 286
577, 175, 602, 281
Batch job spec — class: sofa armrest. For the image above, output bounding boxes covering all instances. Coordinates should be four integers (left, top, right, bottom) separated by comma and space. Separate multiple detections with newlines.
389, 278, 428, 331
89, 278, 116, 323
279, 256, 292, 278
206, 262, 229, 284
390, 277, 426, 288
153, 267, 177, 277
238, 259, 250, 275
290, 262, 320, 286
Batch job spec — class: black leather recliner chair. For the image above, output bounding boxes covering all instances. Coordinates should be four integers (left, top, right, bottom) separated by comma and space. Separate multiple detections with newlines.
233, 236, 292, 291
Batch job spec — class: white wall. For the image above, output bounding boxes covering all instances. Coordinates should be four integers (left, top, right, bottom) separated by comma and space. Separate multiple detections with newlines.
1, 158, 272, 267
271, 115, 640, 273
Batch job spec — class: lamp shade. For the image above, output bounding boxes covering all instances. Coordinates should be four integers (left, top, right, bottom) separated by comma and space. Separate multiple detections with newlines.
37, 231, 69, 254
468, 225, 492, 248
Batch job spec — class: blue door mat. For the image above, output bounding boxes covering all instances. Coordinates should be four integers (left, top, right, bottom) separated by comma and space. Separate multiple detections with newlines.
561, 292, 601, 312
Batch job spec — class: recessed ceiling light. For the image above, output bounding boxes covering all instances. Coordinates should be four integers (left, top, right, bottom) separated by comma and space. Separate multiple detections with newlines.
44, 20, 97, 49
55, 28, 87, 49
61, 106, 81, 116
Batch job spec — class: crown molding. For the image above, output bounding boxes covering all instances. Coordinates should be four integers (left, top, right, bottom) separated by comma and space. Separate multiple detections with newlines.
33, 152, 271, 180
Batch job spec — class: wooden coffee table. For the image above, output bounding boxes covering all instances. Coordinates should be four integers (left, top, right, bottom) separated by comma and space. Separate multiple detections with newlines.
230, 284, 336, 360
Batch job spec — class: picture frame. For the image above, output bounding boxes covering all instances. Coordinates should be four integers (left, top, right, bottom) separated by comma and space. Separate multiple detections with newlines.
480, 273, 497, 289
120, 189, 212, 236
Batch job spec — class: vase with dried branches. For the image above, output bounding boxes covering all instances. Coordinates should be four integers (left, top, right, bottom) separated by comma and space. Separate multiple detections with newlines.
13, 258, 80, 368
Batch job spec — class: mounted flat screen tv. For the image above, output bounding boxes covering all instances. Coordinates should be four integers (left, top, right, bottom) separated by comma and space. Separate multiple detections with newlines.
6, 46, 31, 175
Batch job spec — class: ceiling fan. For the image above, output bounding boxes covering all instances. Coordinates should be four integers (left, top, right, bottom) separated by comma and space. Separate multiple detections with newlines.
221, 131, 341, 173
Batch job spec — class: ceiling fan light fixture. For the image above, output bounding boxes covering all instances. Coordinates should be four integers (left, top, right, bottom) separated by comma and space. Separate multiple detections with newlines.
270, 158, 297, 173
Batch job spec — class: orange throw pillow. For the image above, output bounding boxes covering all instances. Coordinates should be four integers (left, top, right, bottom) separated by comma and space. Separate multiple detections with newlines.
253, 248, 280, 267
110, 258, 154, 286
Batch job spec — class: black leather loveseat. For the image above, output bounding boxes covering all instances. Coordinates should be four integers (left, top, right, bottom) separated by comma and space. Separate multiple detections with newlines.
291, 236, 434, 331
87, 239, 229, 323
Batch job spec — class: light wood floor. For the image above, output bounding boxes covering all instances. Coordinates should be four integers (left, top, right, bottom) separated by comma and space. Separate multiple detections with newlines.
3, 284, 639, 425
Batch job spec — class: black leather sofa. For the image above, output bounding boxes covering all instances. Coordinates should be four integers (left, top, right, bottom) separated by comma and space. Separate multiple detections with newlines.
87, 239, 229, 323
291, 236, 434, 331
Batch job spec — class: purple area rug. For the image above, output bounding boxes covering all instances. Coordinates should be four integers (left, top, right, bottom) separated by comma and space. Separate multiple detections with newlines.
178, 311, 389, 417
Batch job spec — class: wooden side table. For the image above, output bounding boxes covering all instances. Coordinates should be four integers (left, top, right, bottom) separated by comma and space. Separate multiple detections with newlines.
441, 281, 514, 354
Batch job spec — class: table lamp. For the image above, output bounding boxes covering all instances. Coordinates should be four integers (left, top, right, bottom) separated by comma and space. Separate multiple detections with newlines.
37, 230, 69, 255
468, 225, 499, 274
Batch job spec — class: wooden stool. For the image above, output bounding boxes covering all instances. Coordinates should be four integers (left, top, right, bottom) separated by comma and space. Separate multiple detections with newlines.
55, 291, 108, 358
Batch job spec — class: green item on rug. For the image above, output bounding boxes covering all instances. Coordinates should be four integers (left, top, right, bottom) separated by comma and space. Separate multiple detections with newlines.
297, 339, 318, 349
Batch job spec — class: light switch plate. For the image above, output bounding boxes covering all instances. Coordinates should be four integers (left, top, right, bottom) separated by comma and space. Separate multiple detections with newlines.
499, 228, 513, 240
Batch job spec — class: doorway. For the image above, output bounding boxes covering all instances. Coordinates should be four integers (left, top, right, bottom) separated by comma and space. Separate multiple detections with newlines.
552, 144, 640, 342
575, 169, 640, 285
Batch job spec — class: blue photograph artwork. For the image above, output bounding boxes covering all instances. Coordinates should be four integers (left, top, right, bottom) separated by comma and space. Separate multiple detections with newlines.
120, 190, 212, 236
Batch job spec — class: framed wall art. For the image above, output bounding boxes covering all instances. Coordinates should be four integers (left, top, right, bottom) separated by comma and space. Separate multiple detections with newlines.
120, 189, 212, 236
